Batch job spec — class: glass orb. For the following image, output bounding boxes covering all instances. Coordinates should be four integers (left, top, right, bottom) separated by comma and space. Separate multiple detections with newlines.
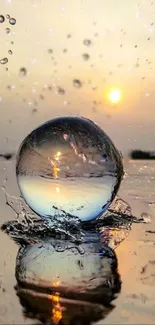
16, 116, 123, 222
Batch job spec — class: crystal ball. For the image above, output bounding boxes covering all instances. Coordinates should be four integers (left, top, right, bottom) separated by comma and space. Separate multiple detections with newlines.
16, 116, 123, 222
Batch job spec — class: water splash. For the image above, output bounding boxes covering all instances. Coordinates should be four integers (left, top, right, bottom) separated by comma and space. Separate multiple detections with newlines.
0, 58, 8, 64
5, 28, 10, 34
9, 17, 16, 25
0, 15, 5, 23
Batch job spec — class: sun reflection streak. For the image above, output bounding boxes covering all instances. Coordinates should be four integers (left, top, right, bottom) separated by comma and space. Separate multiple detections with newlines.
48, 281, 63, 324
50, 151, 62, 179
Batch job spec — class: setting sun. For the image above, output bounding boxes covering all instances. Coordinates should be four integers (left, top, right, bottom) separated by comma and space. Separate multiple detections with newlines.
108, 88, 122, 104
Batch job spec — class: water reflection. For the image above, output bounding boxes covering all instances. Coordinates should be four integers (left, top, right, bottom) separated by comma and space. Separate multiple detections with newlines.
15, 232, 121, 325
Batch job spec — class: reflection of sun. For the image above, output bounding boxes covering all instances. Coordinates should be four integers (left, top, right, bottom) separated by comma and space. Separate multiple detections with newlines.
108, 88, 122, 104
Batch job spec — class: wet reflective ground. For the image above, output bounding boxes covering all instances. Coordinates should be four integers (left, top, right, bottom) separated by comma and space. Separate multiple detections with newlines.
0, 160, 155, 324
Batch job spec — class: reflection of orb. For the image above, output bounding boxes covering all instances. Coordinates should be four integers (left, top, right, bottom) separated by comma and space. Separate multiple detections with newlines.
16, 116, 123, 222
15, 234, 121, 325
108, 89, 122, 104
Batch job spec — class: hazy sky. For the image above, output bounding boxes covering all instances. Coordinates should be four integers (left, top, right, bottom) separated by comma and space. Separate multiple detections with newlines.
0, 0, 155, 155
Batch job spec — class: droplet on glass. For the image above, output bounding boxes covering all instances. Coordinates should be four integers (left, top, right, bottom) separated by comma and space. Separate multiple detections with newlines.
11, 41, 14, 45
9, 17, 16, 25
16, 116, 123, 222
83, 39, 92, 46
67, 33, 71, 38
6, 14, 10, 19
73, 79, 82, 88
5, 28, 10, 34
82, 53, 90, 61
8, 50, 12, 55
0, 58, 8, 65
0, 15, 5, 23
19, 67, 27, 77
58, 87, 65, 95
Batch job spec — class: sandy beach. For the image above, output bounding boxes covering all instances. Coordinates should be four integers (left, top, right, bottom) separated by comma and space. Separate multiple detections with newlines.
0, 159, 155, 324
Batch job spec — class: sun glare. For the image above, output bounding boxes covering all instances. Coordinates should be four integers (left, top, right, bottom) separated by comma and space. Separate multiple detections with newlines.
108, 88, 122, 104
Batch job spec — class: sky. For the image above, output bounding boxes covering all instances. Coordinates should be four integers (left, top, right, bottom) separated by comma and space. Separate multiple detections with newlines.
0, 0, 155, 155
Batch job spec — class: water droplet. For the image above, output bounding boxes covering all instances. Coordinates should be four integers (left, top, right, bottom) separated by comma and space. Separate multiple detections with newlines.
82, 53, 90, 61
48, 48, 53, 54
73, 79, 82, 88
8, 50, 12, 55
40, 94, 44, 100
0, 15, 5, 23
19, 67, 27, 77
0, 58, 8, 65
5, 28, 10, 34
6, 14, 10, 19
58, 87, 65, 95
83, 39, 92, 46
16, 116, 123, 223
9, 17, 16, 25
32, 108, 38, 114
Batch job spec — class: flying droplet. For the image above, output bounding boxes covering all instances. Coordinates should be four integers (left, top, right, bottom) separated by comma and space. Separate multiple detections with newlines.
0, 15, 5, 23
16, 116, 123, 223
73, 79, 82, 88
5, 28, 10, 34
82, 53, 90, 61
48, 48, 53, 54
8, 50, 12, 55
0, 58, 8, 65
9, 17, 16, 25
58, 87, 65, 95
6, 14, 10, 19
83, 39, 92, 46
40, 94, 44, 100
19, 67, 27, 77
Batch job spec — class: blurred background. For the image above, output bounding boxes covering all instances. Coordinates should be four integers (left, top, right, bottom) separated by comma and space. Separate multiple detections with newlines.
0, 0, 154, 156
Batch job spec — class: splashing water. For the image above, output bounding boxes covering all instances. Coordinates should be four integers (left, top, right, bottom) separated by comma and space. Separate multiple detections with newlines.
16, 117, 123, 224
0, 15, 5, 23
73, 79, 82, 88
2, 164, 137, 247
83, 39, 92, 46
19, 67, 27, 77
9, 17, 16, 25
82, 53, 90, 61
0, 58, 8, 64
5, 28, 10, 34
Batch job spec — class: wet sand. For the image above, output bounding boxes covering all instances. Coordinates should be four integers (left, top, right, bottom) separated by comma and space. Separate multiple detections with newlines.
0, 159, 155, 324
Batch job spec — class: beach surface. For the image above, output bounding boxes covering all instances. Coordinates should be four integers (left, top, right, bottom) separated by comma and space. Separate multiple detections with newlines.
0, 159, 155, 324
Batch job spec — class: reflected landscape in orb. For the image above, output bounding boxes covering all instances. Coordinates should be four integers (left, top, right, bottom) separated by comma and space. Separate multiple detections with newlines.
16, 116, 123, 222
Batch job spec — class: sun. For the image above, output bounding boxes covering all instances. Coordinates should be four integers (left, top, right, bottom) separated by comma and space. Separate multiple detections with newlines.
108, 88, 122, 104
